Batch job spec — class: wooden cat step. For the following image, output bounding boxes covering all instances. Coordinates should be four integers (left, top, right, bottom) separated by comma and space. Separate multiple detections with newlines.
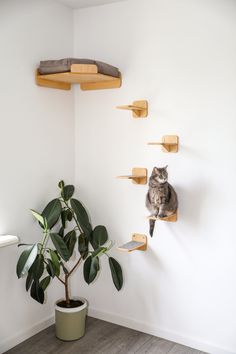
117, 168, 147, 185
116, 100, 148, 118
147, 213, 177, 222
148, 135, 179, 153
118, 234, 147, 252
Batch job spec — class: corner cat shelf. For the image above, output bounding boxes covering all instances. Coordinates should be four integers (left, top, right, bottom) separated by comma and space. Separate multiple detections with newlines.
117, 168, 147, 185
118, 234, 147, 252
148, 213, 177, 222
148, 135, 179, 153
116, 100, 148, 118
36, 64, 122, 91
0, 235, 19, 248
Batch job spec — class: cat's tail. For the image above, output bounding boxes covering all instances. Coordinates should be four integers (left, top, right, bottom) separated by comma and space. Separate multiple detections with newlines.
149, 219, 156, 237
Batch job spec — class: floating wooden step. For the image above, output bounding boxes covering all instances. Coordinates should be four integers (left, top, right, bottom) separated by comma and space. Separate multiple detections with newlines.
148, 135, 179, 153
116, 100, 148, 118
118, 234, 147, 252
117, 168, 147, 185
147, 213, 177, 222
35, 64, 122, 91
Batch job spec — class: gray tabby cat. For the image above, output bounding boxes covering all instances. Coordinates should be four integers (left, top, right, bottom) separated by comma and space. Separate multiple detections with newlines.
146, 166, 178, 237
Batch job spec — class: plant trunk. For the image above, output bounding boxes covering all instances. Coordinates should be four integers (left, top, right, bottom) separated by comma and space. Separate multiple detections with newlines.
65, 275, 70, 306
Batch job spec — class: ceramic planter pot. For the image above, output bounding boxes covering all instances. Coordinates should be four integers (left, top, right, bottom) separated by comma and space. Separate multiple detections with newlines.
55, 297, 88, 341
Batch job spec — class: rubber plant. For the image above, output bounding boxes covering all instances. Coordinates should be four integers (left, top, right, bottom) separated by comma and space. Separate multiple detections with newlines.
16, 181, 123, 305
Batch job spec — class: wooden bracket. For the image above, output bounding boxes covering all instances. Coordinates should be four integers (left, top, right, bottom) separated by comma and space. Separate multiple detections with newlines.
116, 100, 148, 118
118, 234, 147, 252
148, 212, 177, 222
70, 64, 98, 74
148, 135, 179, 153
117, 168, 147, 185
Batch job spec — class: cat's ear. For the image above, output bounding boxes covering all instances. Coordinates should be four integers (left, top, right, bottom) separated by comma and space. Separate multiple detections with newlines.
153, 167, 159, 174
164, 165, 168, 170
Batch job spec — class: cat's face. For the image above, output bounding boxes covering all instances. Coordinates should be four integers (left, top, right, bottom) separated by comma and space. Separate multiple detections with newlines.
150, 166, 168, 185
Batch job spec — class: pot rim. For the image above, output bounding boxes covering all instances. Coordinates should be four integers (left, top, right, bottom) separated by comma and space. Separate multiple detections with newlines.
55, 297, 87, 313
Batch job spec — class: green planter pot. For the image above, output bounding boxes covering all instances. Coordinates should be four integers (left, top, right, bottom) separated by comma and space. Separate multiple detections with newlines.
55, 297, 88, 341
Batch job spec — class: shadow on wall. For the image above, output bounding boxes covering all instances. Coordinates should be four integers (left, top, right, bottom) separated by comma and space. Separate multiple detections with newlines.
126, 248, 165, 322
179, 145, 206, 161
176, 182, 209, 228
146, 246, 167, 272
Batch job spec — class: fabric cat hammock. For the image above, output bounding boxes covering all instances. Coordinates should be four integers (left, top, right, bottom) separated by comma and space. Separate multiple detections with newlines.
36, 58, 122, 91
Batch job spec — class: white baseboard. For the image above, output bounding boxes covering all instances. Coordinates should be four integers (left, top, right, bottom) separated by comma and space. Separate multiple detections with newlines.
88, 307, 235, 354
0, 315, 54, 354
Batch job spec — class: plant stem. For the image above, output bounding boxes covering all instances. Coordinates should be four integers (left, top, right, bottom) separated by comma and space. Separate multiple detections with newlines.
65, 274, 70, 305
60, 261, 69, 274
59, 197, 86, 305
55, 275, 65, 285
40, 230, 49, 255
68, 257, 82, 277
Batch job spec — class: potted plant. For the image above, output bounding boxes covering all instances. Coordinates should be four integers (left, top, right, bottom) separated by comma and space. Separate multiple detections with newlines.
16, 181, 123, 341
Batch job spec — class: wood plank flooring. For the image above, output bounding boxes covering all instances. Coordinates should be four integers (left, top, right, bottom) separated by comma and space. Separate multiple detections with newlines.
5, 317, 206, 354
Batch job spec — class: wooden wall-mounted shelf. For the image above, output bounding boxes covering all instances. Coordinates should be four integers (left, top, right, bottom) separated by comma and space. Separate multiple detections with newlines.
148, 212, 177, 222
118, 234, 147, 252
116, 100, 148, 118
0, 235, 19, 248
117, 168, 147, 185
148, 135, 179, 153
36, 64, 122, 91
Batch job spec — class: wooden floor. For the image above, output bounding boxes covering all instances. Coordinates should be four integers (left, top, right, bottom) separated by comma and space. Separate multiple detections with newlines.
5, 317, 206, 354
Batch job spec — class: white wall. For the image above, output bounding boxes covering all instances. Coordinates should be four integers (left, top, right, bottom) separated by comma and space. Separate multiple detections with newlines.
73, 1, 236, 353
0, 0, 74, 352
1, 1, 235, 353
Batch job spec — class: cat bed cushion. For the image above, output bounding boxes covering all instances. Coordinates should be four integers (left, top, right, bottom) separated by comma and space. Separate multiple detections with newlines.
38, 58, 120, 78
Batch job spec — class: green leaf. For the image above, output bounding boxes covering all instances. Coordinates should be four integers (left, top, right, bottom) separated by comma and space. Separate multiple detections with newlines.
61, 185, 75, 201
49, 250, 60, 276
70, 199, 91, 236
46, 259, 55, 278
50, 233, 70, 262
58, 180, 64, 189
30, 255, 44, 280
92, 246, 107, 258
83, 256, 99, 284
61, 210, 67, 229
91, 225, 108, 250
41, 199, 62, 229
58, 226, 64, 238
67, 210, 73, 221
30, 210, 47, 229
25, 271, 34, 291
16, 244, 38, 278
39, 276, 51, 291
30, 281, 44, 304
108, 257, 123, 291
64, 230, 77, 257
64, 230, 75, 243
83, 223, 92, 239
78, 233, 89, 260
60, 209, 73, 225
